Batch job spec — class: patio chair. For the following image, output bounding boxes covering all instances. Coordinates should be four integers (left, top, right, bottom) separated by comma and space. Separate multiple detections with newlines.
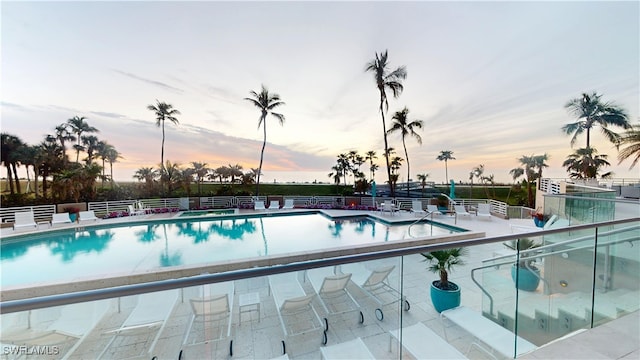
477, 204, 492, 220
282, 199, 295, 210
78, 210, 99, 222
254, 201, 266, 211
454, 205, 471, 218
337, 263, 409, 321
305, 267, 364, 331
127, 204, 145, 217
389, 322, 465, 359
269, 272, 325, 354
13, 211, 37, 230
381, 201, 399, 216
320, 337, 375, 359
268, 200, 280, 210
410, 200, 427, 216
183, 282, 235, 356
99, 289, 179, 359
1, 299, 111, 358
51, 213, 73, 226
426, 204, 444, 216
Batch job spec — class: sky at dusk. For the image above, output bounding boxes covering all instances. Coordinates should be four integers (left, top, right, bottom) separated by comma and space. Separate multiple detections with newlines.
2, 1, 639, 185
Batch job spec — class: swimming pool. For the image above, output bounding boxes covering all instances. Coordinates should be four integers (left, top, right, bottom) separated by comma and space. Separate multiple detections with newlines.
1, 212, 461, 288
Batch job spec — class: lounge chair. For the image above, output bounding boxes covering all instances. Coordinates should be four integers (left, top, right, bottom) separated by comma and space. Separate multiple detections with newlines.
127, 204, 145, 217
337, 263, 409, 321
268, 200, 280, 210
282, 199, 295, 210
426, 204, 444, 216
1, 299, 111, 358
305, 267, 364, 331
183, 282, 235, 355
477, 203, 492, 220
254, 201, 266, 211
100, 289, 178, 359
321, 337, 375, 359
410, 200, 427, 216
13, 211, 37, 230
389, 322, 466, 359
269, 272, 324, 354
51, 213, 73, 226
78, 210, 99, 222
381, 202, 399, 216
454, 205, 471, 218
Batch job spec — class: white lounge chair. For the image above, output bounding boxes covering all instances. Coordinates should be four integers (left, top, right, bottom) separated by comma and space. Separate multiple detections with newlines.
440, 306, 537, 358
1, 299, 111, 358
305, 267, 364, 330
389, 322, 466, 359
338, 263, 409, 321
282, 199, 295, 210
454, 205, 471, 218
477, 203, 492, 220
51, 213, 73, 226
127, 204, 145, 217
269, 272, 324, 354
268, 200, 280, 210
254, 201, 266, 211
321, 337, 375, 359
13, 211, 37, 230
426, 204, 445, 216
410, 200, 426, 216
100, 289, 178, 359
183, 282, 235, 355
78, 210, 99, 222
381, 202, 399, 216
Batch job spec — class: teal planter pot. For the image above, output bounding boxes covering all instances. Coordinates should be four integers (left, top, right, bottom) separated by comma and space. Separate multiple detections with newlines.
511, 265, 541, 291
69, 213, 77, 222
430, 281, 461, 313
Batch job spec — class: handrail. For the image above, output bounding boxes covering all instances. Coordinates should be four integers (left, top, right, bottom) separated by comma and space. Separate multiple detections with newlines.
2, 217, 637, 315
472, 223, 640, 315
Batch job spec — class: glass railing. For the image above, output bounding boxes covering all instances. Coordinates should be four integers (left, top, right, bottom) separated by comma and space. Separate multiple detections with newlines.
1, 218, 638, 359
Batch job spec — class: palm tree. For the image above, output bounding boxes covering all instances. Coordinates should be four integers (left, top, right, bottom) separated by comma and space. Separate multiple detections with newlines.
67, 116, 98, 163
1, 133, 24, 194
81, 135, 100, 164
563, 147, 611, 179
514, 156, 537, 208
244, 85, 285, 197
105, 146, 122, 188
417, 173, 429, 197
133, 166, 158, 196
365, 150, 378, 180
147, 100, 180, 194
563, 92, 631, 148
54, 124, 75, 163
191, 162, 209, 195
387, 107, 423, 197
617, 124, 640, 169
436, 150, 456, 187
365, 50, 407, 197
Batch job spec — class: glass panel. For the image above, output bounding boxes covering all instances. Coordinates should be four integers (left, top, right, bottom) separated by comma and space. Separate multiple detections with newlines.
0, 298, 115, 359
593, 222, 640, 327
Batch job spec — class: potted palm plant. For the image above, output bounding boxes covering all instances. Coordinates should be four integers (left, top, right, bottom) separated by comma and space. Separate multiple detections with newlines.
504, 238, 542, 291
421, 248, 468, 313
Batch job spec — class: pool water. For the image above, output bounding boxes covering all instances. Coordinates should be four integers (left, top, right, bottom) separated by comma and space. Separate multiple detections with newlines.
1, 213, 459, 288
179, 209, 237, 217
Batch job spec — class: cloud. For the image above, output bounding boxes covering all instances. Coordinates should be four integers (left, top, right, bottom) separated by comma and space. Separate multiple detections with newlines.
111, 69, 184, 94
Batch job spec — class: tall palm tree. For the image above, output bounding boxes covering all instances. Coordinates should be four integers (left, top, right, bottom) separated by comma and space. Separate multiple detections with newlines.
387, 107, 423, 197
81, 135, 100, 164
244, 85, 285, 196
617, 124, 640, 169
54, 124, 75, 163
436, 150, 456, 187
147, 100, 180, 194
67, 116, 98, 163
563, 147, 611, 179
1, 133, 24, 194
563, 92, 630, 148
365, 50, 407, 197
105, 146, 122, 188
365, 150, 378, 180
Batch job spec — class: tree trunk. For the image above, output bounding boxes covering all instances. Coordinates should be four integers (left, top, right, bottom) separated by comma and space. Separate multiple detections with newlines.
379, 99, 394, 197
